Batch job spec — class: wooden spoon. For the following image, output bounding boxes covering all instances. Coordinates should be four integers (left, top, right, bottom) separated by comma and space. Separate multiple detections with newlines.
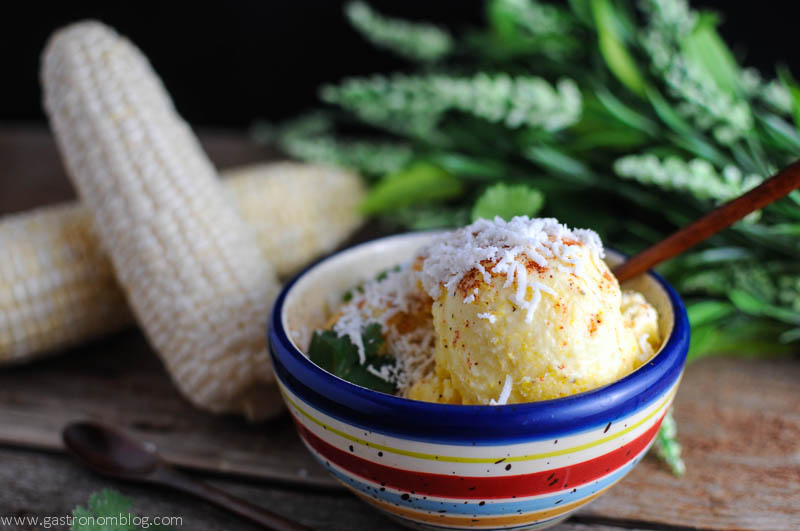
613, 160, 800, 283
62, 421, 311, 531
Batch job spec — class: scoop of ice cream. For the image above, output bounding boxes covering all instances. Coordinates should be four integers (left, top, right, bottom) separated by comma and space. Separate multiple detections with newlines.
407, 216, 660, 404
621, 290, 661, 362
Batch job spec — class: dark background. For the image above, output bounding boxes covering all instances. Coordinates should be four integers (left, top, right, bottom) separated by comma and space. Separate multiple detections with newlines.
1, 1, 797, 129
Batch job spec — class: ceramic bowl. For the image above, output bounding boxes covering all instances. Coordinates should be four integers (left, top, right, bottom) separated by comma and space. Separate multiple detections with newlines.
268, 232, 689, 530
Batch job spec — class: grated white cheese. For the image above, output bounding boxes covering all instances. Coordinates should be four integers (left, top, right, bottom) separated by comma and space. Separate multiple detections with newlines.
332, 264, 418, 364
329, 264, 437, 394
385, 324, 436, 393
417, 216, 605, 323
464, 287, 479, 304
489, 375, 513, 405
476, 312, 497, 324
367, 363, 396, 382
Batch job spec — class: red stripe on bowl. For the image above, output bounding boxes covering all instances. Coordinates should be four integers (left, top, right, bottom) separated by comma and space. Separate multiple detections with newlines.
292, 410, 664, 499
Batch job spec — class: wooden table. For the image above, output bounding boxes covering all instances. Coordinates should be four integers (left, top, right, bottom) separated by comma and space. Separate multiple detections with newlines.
1, 126, 798, 531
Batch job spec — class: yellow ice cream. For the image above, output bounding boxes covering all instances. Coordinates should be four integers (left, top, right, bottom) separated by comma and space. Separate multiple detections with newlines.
324, 216, 661, 405
407, 217, 661, 404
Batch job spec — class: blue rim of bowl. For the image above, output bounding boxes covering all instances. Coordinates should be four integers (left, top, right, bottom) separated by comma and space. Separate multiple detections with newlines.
268, 233, 690, 445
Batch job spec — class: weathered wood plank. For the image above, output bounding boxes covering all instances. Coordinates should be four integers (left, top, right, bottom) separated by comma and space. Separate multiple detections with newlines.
0, 447, 639, 531
0, 445, 400, 531
582, 357, 800, 531
0, 330, 337, 489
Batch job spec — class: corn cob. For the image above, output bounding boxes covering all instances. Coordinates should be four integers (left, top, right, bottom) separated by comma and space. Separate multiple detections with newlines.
0, 203, 132, 364
222, 162, 364, 277
42, 21, 287, 419
0, 162, 364, 366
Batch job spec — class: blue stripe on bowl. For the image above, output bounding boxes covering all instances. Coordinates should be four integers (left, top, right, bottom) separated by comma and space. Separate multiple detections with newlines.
268, 234, 690, 445
318, 447, 645, 516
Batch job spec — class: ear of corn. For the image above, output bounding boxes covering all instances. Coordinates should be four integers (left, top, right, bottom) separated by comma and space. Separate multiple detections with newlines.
0, 203, 132, 363
42, 21, 285, 419
223, 162, 364, 278
0, 162, 364, 367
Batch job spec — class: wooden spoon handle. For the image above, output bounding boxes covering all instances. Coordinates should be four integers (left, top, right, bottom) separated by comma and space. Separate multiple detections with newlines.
154, 465, 312, 531
613, 160, 800, 283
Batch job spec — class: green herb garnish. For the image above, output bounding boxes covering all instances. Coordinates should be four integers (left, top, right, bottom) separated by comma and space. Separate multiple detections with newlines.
309, 323, 398, 394
471, 183, 545, 222
343, 265, 401, 301
71, 489, 172, 530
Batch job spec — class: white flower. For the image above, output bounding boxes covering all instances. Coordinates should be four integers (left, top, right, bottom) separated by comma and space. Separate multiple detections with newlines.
345, 1, 453, 62
614, 154, 763, 206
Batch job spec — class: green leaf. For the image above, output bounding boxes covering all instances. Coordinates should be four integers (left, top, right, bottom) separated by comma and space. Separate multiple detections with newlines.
671, 247, 755, 268
307, 330, 342, 374
645, 87, 693, 136
761, 223, 800, 237
487, 0, 516, 40
523, 145, 595, 183
72, 490, 135, 531
643, 90, 732, 167
644, 87, 733, 167
567, 0, 593, 25
590, 0, 646, 97
667, 133, 731, 168
71, 489, 172, 531
758, 113, 800, 153
686, 300, 736, 328
360, 162, 462, 215
386, 204, 471, 230
779, 327, 800, 343
308, 324, 397, 394
427, 153, 509, 180
471, 183, 544, 221
361, 322, 385, 358
568, 128, 648, 150
594, 86, 658, 135
687, 317, 795, 362
681, 13, 741, 96
766, 199, 800, 222
729, 290, 800, 325
778, 67, 800, 132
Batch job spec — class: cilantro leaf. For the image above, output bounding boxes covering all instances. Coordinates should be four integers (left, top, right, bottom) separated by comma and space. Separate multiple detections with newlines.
471, 183, 544, 221
361, 322, 384, 358
72, 489, 135, 531
308, 323, 397, 394
71, 489, 173, 531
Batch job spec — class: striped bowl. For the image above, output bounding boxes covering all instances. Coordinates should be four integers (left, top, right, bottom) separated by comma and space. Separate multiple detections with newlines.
268, 233, 689, 530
